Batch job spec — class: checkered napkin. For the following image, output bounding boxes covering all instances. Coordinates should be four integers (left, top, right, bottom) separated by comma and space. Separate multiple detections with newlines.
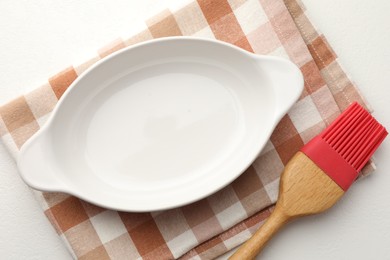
0, 0, 374, 259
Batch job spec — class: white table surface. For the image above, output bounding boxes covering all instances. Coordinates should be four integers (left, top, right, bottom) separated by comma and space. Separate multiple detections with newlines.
0, 0, 389, 259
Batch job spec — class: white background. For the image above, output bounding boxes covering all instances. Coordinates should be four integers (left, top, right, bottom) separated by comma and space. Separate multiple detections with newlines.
0, 0, 389, 259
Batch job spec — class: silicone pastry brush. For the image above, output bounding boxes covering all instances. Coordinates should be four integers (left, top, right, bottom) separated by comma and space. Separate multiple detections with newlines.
230, 102, 387, 259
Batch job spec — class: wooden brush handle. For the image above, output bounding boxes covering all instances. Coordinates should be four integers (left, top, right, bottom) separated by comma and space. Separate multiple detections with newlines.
229, 205, 289, 260
229, 152, 345, 260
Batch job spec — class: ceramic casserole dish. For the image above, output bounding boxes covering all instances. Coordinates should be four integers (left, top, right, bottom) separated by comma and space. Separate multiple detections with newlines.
18, 37, 303, 211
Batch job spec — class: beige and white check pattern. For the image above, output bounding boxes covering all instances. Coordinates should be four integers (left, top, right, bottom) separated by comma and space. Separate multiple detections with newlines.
0, 0, 374, 259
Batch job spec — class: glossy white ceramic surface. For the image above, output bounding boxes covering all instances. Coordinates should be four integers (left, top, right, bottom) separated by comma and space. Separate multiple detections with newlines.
17, 37, 303, 211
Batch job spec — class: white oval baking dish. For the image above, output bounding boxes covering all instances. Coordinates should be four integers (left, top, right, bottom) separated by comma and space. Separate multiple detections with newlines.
17, 37, 303, 211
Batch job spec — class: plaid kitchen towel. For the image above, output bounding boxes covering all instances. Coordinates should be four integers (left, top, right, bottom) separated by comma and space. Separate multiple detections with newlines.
0, 0, 374, 259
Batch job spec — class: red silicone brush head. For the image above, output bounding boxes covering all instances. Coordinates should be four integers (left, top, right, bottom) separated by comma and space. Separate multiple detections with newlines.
321, 102, 388, 172
301, 102, 387, 190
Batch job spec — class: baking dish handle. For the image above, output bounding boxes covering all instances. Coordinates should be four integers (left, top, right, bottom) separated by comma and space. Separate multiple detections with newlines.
258, 56, 304, 120
17, 130, 67, 192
